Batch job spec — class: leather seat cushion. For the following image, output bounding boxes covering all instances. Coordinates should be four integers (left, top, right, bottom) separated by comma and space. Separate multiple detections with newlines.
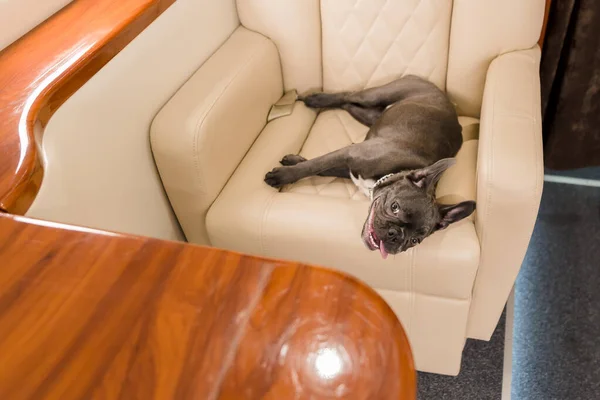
207, 104, 480, 300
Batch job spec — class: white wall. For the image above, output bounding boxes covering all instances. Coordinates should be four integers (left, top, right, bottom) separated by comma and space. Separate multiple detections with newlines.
0, 0, 73, 51
27, 0, 239, 241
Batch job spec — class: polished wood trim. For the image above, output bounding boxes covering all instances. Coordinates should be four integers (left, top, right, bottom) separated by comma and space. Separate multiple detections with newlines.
539, 0, 552, 48
0, 0, 176, 214
0, 213, 416, 399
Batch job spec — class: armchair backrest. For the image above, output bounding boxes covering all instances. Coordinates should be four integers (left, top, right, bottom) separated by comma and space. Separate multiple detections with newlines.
237, 0, 544, 117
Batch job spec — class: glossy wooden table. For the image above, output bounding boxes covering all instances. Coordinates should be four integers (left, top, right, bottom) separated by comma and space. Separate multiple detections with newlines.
0, 213, 416, 399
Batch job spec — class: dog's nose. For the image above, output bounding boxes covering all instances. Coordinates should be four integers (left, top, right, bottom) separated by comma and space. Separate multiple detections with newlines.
387, 228, 398, 239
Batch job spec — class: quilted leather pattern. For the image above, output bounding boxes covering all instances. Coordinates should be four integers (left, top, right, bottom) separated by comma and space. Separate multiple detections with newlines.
320, 0, 453, 92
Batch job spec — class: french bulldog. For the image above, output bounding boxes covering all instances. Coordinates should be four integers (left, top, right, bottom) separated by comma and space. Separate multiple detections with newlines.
264, 75, 476, 258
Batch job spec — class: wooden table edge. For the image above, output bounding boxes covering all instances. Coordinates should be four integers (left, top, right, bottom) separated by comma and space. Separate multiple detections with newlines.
0, 212, 417, 398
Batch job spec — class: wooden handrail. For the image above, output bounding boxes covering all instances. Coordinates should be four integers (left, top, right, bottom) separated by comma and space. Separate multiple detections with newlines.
0, 0, 175, 214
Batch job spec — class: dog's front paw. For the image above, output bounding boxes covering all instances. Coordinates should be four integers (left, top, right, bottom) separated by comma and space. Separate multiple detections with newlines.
264, 167, 296, 188
280, 154, 306, 166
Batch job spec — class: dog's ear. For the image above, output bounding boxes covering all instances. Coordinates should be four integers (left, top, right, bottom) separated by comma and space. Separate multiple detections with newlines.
407, 158, 456, 189
436, 201, 476, 230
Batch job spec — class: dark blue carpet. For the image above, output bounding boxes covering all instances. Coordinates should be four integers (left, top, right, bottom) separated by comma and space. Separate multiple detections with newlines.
512, 181, 600, 400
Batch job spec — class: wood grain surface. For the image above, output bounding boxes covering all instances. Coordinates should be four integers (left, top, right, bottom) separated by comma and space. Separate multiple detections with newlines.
0, 0, 175, 214
0, 213, 416, 399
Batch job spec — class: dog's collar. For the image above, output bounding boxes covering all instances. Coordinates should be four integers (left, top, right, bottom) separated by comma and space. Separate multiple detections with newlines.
369, 173, 395, 200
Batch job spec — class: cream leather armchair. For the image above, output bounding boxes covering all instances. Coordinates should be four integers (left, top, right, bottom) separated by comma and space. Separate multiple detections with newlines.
151, 0, 544, 375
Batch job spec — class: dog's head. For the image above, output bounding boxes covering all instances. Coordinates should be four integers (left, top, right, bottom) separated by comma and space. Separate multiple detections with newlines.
362, 158, 476, 258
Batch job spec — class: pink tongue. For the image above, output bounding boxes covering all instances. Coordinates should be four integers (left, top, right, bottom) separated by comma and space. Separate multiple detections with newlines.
379, 241, 388, 259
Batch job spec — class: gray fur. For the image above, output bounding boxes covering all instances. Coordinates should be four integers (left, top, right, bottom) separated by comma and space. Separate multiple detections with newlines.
264, 75, 476, 256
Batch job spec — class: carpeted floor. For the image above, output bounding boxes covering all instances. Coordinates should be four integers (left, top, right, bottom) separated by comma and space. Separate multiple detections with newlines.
417, 311, 506, 400
512, 181, 600, 399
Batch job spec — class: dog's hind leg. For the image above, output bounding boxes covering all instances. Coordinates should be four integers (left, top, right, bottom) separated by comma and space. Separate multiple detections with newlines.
300, 75, 430, 126
299, 94, 383, 127
299, 92, 350, 108
301, 75, 429, 109
340, 104, 383, 127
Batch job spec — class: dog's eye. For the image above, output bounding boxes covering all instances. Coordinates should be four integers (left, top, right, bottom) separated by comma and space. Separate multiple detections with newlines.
391, 202, 400, 213
411, 238, 419, 245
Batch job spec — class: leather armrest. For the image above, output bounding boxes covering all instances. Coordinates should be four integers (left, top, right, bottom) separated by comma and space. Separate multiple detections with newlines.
151, 26, 283, 244
467, 47, 544, 339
